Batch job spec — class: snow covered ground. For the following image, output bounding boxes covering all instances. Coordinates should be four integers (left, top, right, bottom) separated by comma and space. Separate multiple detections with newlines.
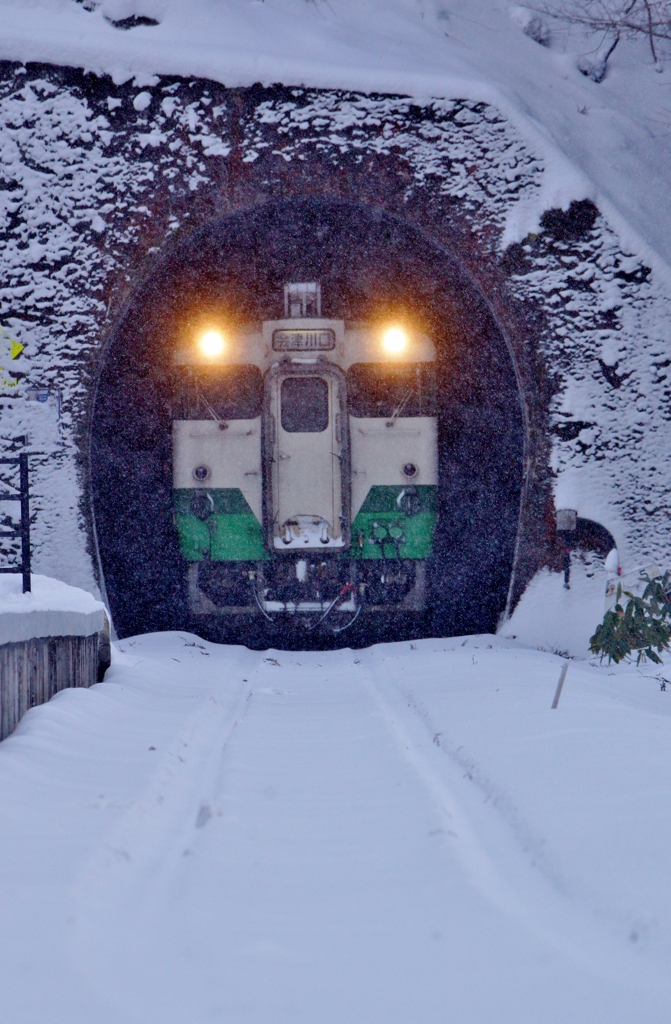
1, 632, 670, 1022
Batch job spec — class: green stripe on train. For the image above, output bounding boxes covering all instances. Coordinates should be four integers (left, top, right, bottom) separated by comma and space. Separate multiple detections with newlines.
174, 488, 269, 561
174, 485, 436, 562
351, 485, 436, 560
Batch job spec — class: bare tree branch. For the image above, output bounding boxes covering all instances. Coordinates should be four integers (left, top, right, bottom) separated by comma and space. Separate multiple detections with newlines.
538, 0, 671, 45
535, 0, 671, 78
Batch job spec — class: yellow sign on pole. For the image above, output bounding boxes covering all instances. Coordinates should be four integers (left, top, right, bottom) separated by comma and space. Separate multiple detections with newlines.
0, 328, 25, 390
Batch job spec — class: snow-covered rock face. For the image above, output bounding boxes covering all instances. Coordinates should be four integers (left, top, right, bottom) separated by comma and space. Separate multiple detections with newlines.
0, 62, 669, 632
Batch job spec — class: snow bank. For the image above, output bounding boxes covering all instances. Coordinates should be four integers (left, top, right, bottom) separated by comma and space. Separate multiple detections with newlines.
501, 561, 606, 657
0, 573, 106, 645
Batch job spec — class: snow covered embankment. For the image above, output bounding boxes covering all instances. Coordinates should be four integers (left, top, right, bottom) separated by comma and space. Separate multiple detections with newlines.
0, 632, 669, 1022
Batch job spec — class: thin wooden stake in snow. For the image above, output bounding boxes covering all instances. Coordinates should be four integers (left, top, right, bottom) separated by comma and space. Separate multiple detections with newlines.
551, 662, 569, 709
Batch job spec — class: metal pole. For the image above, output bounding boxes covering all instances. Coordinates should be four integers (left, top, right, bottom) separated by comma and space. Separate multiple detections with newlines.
562, 531, 571, 589
19, 453, 30, 593
551, 661, 569, 709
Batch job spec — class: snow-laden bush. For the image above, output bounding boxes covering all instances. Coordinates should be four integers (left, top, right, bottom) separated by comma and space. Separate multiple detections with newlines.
577, 53, 610, 81
525, 15, 552, 45
509, 6, 552, 44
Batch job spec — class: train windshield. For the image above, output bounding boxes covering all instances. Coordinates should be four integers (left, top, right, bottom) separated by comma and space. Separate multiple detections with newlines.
177, 365, 263, 420
347, 363, 437, 418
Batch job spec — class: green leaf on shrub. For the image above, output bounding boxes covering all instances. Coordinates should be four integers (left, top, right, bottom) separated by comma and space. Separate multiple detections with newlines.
589, 572, 671, 665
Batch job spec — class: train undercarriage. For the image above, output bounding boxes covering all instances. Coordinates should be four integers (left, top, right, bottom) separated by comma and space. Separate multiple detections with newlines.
187, 556, 428, 633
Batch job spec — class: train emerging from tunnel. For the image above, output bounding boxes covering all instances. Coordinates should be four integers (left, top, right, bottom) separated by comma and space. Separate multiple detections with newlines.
171, 282, 438, 633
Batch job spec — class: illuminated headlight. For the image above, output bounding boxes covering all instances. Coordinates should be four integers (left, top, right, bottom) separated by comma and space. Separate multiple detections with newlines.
198, 330, 225, 358
382, 326, 408, 355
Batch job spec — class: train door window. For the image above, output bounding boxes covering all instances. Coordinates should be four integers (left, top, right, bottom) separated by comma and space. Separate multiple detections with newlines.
281, 377, 329, 432
347, 363, 437, 418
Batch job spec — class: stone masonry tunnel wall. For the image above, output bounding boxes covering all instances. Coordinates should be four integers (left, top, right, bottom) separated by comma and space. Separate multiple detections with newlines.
1, 62, 670, 638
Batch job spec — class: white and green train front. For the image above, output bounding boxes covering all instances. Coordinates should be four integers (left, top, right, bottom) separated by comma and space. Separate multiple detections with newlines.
172, 289, 438, 624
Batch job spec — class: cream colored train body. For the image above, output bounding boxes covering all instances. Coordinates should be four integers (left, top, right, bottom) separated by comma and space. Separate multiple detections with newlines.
172, 284, 438, 630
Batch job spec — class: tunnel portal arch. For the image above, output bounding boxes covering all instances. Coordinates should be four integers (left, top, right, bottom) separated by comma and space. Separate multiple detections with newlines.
90, 198, 526, 646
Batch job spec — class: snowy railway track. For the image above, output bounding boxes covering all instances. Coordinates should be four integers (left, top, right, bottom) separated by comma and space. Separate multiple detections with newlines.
0, 634, 670, 1022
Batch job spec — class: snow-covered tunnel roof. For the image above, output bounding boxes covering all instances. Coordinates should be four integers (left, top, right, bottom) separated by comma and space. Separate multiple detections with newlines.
1, 0, 670, 274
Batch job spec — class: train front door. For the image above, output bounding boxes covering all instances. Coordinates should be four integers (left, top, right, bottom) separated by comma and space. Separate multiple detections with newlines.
265, 365, 350, 550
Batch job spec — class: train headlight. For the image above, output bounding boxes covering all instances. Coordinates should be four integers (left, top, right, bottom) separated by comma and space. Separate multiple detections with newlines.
382, 326, 407, 356
198, 330, 225, 358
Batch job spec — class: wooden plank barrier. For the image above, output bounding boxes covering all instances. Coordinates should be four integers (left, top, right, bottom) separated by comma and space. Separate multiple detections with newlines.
0, 633, 100, 740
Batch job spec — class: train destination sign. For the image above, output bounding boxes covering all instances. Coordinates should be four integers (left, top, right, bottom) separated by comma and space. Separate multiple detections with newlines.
272, 328, 336, 352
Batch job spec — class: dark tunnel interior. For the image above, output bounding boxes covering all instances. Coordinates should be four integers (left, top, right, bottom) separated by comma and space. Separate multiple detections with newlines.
90, 198, 525, 648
